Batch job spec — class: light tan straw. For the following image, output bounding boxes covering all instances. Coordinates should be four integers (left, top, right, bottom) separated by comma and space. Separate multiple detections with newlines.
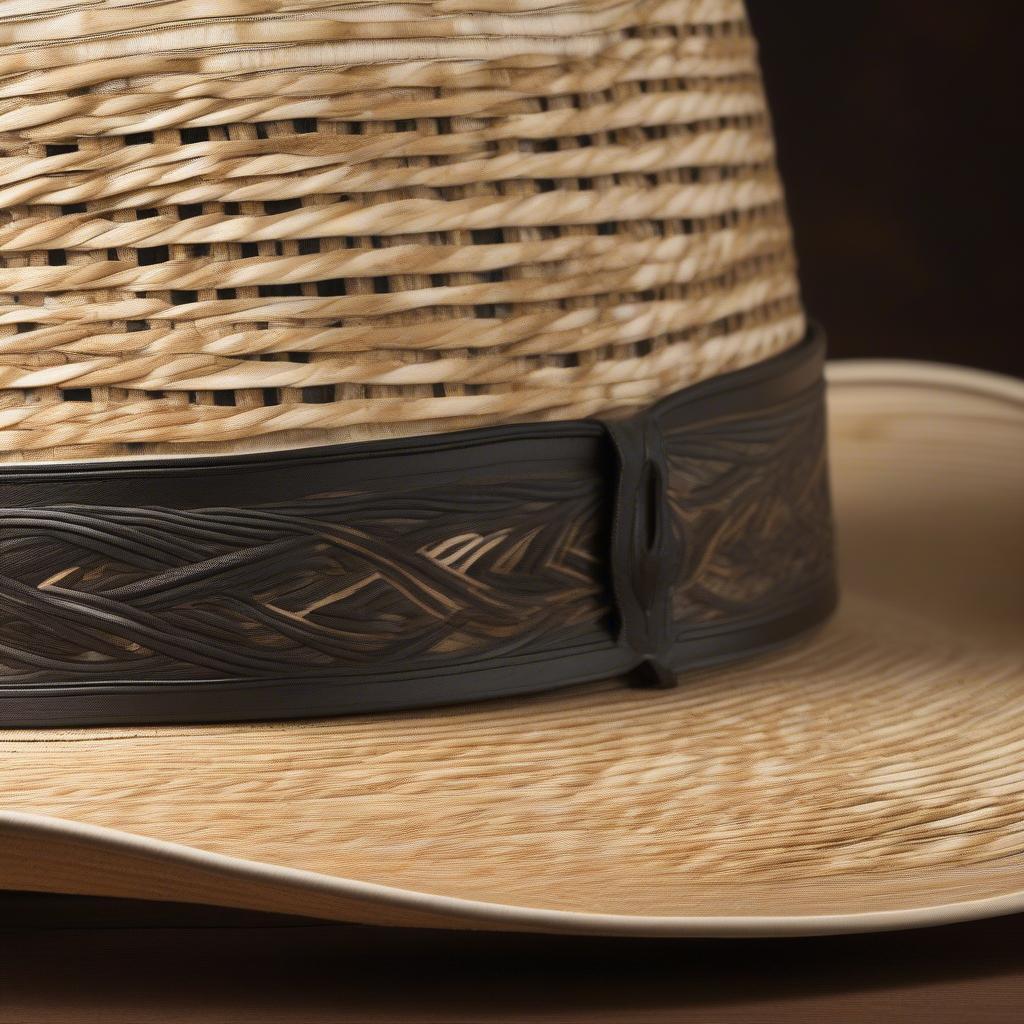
0, 0, 803, 461
1, 362, 1021, 934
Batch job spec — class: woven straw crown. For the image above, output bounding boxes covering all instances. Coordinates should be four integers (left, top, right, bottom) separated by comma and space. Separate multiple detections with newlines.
0, 0, 803, 461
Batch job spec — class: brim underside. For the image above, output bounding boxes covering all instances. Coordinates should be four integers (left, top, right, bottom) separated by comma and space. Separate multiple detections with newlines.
1, 361, 1022, 936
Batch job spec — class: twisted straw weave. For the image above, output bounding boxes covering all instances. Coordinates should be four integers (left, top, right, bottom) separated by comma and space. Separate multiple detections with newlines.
0, 0, 804, 461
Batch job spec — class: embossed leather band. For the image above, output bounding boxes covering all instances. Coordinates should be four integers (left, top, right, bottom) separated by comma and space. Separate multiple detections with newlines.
0, 328, 835, 727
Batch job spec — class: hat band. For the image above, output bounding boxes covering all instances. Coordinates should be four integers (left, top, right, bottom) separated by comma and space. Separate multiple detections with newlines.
0, 329, 834, 727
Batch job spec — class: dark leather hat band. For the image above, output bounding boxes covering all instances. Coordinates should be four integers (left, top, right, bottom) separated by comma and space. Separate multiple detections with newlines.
0, 327, 835, 727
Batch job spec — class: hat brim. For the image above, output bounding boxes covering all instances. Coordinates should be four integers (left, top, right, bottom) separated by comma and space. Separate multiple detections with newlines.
2, 361, 1022, 936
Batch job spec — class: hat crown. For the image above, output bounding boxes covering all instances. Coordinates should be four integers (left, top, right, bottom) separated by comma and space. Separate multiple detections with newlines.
0, 0, 802, 461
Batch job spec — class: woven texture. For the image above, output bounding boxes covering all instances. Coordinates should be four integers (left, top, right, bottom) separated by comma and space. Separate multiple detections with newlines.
0, 0, 803, 461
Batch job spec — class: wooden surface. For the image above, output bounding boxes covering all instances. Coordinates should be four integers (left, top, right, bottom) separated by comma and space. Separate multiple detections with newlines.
0, 895, 1022, 1022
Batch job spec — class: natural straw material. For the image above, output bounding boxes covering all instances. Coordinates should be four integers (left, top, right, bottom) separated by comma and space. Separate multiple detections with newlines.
0, 0, 803, 461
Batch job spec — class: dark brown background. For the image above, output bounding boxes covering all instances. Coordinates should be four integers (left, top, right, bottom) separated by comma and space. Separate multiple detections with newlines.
748, 1, 1022, 376
3, 4, 1022, 1020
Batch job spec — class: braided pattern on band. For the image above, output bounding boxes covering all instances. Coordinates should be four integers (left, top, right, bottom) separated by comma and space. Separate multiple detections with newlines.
1, 472, 608, 683
665, 383, 832, 631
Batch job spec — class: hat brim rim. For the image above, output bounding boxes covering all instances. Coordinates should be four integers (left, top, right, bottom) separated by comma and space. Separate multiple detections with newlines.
4, 810, 1024, 937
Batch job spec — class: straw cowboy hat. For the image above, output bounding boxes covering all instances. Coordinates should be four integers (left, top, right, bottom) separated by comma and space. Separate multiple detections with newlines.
0, 0, 1021, 936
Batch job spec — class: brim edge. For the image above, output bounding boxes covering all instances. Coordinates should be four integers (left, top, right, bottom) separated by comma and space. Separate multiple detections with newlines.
3, 811, 1024, 938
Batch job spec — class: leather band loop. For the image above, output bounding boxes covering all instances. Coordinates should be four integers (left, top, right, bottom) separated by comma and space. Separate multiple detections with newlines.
606, 412, 680, 687
0, 327, 835, 726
